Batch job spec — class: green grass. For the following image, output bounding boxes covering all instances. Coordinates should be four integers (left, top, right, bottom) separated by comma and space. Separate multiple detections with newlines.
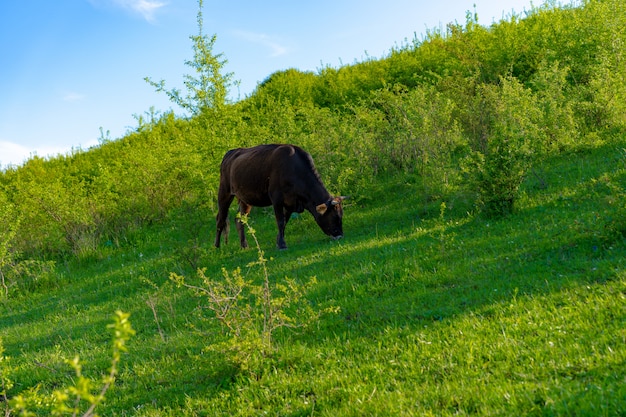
1, 138, 626, 416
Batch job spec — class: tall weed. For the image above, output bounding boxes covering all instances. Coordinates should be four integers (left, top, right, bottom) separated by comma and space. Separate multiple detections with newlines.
4, 312, 134, 417
170, 214, 338, 372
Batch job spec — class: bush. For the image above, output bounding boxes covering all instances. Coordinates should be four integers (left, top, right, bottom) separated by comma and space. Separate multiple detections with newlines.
530, 61, 579, 152
363, 83, 467, 197
462, 76, 542, 217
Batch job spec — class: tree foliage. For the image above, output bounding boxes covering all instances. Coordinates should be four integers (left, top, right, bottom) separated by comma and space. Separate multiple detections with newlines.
1, 0, 625, 260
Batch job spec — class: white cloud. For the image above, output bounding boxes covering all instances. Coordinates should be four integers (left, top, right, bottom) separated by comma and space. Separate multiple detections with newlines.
120, 0, 167, 22
0, 139, 100, 169
62, 92, 86, 102
233, 30, 289, 57
89, 0, 167, 23
0, 141, 33, 168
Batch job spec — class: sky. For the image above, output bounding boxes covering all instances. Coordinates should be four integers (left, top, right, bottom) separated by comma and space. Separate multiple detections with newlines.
0, 0, 539, 168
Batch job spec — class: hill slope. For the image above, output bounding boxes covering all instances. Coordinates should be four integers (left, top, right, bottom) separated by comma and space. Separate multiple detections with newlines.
2, 138, 625, 415
1, 0, 626, 415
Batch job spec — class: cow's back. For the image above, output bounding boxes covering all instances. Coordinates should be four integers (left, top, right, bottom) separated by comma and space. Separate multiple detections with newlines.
220, 144, 317, 207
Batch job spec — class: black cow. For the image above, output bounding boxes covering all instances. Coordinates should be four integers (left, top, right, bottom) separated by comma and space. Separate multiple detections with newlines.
214, 144, 346, 249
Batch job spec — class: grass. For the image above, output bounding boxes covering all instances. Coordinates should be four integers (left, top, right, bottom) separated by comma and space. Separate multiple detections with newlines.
1, 138, 625, 416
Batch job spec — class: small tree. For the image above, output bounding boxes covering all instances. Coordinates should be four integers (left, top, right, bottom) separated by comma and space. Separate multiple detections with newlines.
145, 0, 235, 114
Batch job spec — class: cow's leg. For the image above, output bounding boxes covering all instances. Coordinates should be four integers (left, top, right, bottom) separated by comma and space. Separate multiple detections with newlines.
215, 186, 234, 248
283, 207, 294, 228
273, 203, 288, 250
236, 199, 252, 248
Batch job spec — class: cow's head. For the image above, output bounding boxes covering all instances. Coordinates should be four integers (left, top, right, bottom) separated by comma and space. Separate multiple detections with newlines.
315, 196, 347, 240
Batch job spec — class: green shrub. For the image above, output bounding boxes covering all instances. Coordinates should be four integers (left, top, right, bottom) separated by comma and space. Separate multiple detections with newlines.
462, 76, 542, 217
0, 338, 13, 416
363, 83, 467, 198
0, 190, 19, 297
529, 61, 579, 152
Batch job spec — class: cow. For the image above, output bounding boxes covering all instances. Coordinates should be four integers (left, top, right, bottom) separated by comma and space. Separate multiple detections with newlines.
214, 144, 346, 249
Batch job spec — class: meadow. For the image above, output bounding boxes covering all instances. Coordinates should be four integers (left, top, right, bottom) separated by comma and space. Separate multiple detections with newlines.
1, 0, 626, 415
2, 137, 625, 416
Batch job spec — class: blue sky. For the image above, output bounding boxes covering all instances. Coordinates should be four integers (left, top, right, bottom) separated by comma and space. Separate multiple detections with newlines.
0, 0, 538, 168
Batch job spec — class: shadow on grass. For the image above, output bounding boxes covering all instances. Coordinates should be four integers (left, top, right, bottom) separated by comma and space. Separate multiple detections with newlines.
3, 142, 624, 414
254, 142, 626, 341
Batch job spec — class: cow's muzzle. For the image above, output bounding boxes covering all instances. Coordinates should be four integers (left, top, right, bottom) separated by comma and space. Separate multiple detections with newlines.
331, 234, 343, 241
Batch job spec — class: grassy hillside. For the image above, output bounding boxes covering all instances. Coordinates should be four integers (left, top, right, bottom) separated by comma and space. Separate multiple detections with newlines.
2, 136, 625, 416
1, 0, 626, 415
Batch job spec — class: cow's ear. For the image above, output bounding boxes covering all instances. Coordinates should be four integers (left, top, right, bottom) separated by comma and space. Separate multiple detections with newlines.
316, 203, 328, 215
